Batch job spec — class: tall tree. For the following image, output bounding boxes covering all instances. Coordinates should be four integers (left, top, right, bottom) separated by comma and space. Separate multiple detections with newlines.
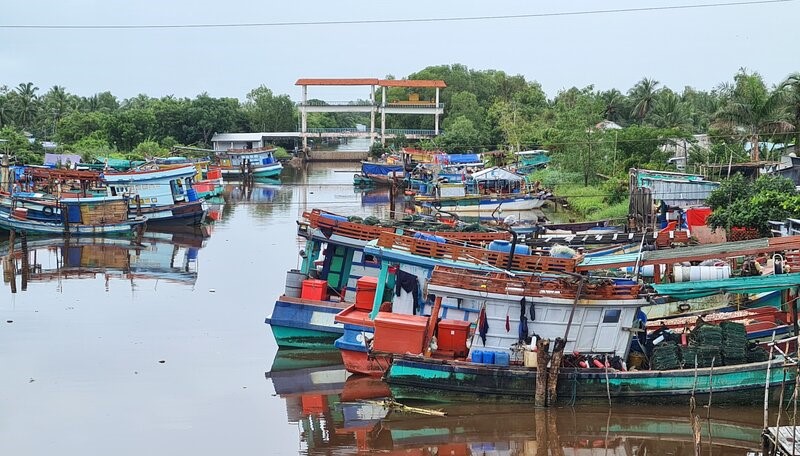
42, 85, 72, 137
629, 78, 660, 123
599, 89, 627, 125
715, 69, 791, 161
780, 72, 800, 150
244, 86, 297, 132
12, 82, 39, 130
649, 90, 692, 130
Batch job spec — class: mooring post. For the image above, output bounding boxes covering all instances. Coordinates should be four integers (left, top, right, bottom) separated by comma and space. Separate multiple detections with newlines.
535, 338, 550, 407
547, 337, 566, 406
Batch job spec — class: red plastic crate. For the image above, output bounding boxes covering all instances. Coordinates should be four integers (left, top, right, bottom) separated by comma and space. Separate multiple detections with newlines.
301, 279, 329, 301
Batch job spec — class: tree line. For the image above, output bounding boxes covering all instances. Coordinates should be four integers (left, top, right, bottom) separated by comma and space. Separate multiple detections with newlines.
1, 65, 799, 183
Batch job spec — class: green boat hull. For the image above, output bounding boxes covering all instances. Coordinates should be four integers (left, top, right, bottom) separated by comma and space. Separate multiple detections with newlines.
269, 325, 340, 350
387, 356, 796, 404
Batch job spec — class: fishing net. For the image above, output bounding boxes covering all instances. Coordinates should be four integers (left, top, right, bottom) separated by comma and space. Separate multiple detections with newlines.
746, 345, 769, 363
690, 324, 723, 347
363, 216, 380, 226
720, 321, 747, 365
652, 342, 681, 370
347, 216, 363, 223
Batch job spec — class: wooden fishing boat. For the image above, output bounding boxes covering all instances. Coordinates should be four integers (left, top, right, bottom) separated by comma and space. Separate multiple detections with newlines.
0, 196, 146, 235
356, 161, 405, 186
214, 147, 282, 179
387, 355, 795, 403
266, 210, 525, 350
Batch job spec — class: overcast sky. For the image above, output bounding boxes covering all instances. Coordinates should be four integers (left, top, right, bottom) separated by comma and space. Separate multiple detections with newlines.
1, 0, 798, 102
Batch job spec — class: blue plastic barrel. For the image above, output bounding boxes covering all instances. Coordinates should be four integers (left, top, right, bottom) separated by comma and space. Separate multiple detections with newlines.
413, 232, 446, 244
482, 351, 496, 364
418, 183, 427, 193
321, 213, 348, 223
471, 350, 485, 363
494, 351, 510, 366
187, 188, 198, 202
488, 240, 530, 255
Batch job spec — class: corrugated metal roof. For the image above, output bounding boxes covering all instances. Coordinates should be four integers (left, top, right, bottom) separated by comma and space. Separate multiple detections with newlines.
578, 252, 640, 269
211, 133, 265, 142
379, 79, 447, 88
295, 78, 379, 86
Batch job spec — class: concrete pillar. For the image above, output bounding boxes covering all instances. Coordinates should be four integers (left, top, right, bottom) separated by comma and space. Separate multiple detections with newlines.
435, 88, 440, 135
301, 85, 308, 150
381, 87, 386, 145
369, 85, 376, 146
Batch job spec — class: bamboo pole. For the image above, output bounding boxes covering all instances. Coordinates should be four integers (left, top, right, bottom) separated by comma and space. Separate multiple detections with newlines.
535, 338, 550, 407
423, 297, 443, 357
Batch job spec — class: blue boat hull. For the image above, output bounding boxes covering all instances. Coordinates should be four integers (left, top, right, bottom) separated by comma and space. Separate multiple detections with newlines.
266, 297, 345, 349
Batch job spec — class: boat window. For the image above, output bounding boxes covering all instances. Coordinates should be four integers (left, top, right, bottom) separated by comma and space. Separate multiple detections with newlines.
110, 186, 117, 196
602, 309, 621, 323
363, 254, 378, 265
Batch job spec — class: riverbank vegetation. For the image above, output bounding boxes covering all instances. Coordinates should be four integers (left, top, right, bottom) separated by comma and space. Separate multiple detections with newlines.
1, 66, 798, 185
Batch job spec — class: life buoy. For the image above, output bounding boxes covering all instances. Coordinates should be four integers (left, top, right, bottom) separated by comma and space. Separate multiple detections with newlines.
42, 206, 54, 216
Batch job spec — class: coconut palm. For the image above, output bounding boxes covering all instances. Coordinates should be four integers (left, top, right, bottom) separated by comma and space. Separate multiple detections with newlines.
599, 89, 626, 125
629, 77, 660, 123
715, 69, 792, 161
13, 82, 39, 129
43, 85, 72, 135
650, 90, 692, 130
780, 72, 800, 149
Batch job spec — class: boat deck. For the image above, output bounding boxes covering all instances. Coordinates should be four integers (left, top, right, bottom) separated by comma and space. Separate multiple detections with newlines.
764, 426, 800, 455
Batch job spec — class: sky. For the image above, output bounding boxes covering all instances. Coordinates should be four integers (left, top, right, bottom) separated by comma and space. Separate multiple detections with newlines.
1, 0, 798, 102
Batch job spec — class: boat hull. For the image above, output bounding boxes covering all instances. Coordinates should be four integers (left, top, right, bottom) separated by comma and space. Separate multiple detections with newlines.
220, 162, 283, 179
0, 212, 146, 236
386, 356, 795, 404
334, 329, 387, 377
424, 196, 546, 213
137, 200, 208, 226
266, 296, 345, 349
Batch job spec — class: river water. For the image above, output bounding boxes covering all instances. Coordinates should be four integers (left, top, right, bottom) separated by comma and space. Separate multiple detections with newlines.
0, 163, 772, 455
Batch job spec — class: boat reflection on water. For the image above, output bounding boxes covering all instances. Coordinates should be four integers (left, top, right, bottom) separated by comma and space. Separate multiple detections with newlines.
266, 351, 764, 456
265, 349, 392, 454
0, 230, 207, 293
356, 187, 390, 206
225, 180, 285, 203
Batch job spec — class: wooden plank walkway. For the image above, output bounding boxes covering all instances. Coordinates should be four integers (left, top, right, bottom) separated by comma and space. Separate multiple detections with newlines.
764, 426, 800, 455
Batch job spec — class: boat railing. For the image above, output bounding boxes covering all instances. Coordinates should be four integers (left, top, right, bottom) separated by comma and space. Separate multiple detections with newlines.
428, 266, 642, 300
303, 209, 513, 244
376, 231, 579, 274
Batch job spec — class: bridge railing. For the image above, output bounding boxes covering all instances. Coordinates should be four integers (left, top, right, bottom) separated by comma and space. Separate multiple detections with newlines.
385, 102, 444, 109
384, 129, 439, 136
301, 128, 441, 136
300, 100, 374, 107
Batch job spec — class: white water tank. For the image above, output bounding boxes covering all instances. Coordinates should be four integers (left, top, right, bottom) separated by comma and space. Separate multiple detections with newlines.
673, 265, 731, 282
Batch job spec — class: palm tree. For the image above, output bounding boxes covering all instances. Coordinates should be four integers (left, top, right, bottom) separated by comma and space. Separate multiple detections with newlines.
780, 72, 800, 150
629, 77, 660, 123
13, 82, 39, 129
44, 85, 71, 135
599, 89, 626, 125
650, 90, 692, 130
715, 69, 791, 161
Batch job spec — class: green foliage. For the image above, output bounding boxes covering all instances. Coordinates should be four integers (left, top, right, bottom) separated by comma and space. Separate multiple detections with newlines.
273, 147, 291, 160
0, 126, 31, 152
435, 116, 482, 153
132, 140, 168, 158
68, 135, 115, 162
528, 168, 582, 189
706, 174, 798, 234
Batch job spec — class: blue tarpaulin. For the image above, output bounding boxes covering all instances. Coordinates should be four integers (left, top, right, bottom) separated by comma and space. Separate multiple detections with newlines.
447, 154, 481, 165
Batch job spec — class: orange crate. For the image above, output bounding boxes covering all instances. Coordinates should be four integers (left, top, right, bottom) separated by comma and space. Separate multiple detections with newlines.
301, 279, 329, 301
373, 312, 428, 355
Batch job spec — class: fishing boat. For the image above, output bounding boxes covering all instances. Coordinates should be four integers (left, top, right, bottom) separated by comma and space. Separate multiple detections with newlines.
381, 263, 800, 403
355, 161, 405, 186
265, 209, 515, 349
415, 166, 549, 215
103, 164, 208, 226
0, 195, 146, 235
214, 147, 282, 179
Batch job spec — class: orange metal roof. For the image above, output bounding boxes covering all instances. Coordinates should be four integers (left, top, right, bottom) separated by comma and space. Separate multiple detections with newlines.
379, 79, 447, 88
295, 78, 379, 86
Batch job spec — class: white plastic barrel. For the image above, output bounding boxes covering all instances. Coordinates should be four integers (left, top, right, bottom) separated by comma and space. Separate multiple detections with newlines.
673, 265, 731, 282
285, 269, 305, 297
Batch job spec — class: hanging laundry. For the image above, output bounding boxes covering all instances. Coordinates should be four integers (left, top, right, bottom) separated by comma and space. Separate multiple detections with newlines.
478, 307, 488, 346
529, 299, 536, 321
519, 315, 529, 342
505, 314, 510, 332
395, 270, 420, 315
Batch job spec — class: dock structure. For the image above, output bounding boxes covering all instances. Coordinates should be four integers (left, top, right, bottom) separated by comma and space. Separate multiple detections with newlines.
295, 78, 446, 150
763, 426, 800, 455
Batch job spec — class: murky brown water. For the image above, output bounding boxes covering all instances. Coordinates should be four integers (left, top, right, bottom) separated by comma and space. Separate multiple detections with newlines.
0, 163, 771, 455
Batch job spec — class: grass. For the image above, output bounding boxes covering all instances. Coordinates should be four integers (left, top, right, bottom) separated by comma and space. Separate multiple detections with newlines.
529, 167, 630, 221
273, 147, 291, 160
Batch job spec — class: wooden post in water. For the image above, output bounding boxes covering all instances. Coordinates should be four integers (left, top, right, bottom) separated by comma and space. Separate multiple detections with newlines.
535, 338, 550, 407
534, 408, 548, 456
8, 230, 16, 294
20, 232, 28, 291
547, 337, 566, 406
423, 297, 443, 357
